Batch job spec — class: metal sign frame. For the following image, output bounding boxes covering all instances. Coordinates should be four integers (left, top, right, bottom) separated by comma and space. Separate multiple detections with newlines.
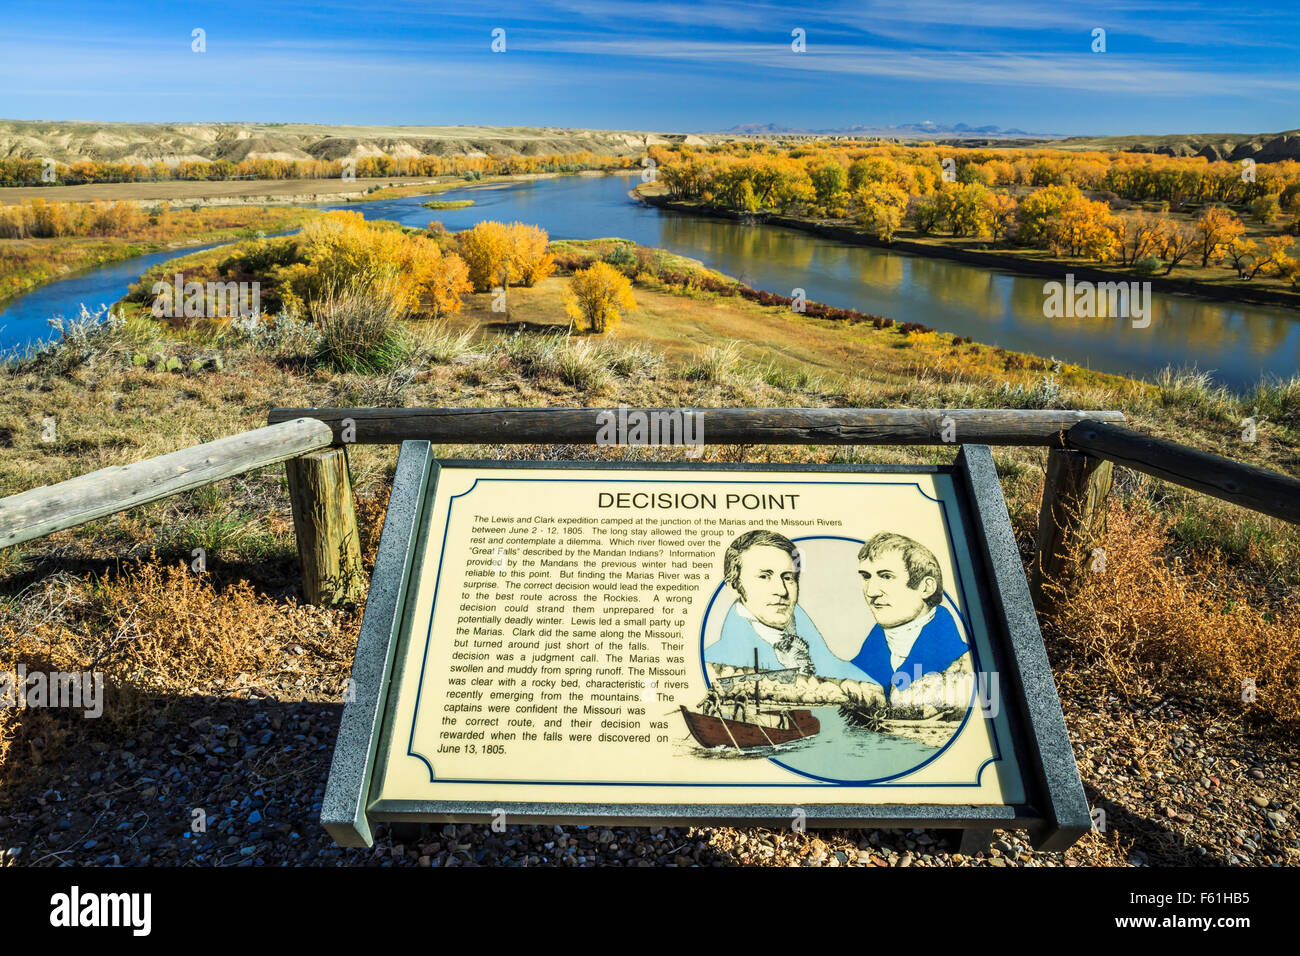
322, 441, 1090, 851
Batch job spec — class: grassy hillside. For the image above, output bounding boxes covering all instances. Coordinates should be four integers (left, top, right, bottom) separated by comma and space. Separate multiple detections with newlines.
0, 120, 722, 166
1048, 129, 1300, 162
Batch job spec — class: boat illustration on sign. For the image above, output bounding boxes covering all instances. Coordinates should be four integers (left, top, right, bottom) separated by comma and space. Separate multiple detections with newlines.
681, 650, 821, 753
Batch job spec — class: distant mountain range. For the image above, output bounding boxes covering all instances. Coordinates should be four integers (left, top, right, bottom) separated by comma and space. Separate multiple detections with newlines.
716, 121, 1059, 140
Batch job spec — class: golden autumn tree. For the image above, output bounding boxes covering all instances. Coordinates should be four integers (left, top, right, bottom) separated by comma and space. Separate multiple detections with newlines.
1047, 196, 1117, 261
936, 183, 992, 238
1109, 212, 1164, 267
456, 221, 514, 291
1224, 236, 1260, 278
1157, 221, 1198, 274
1194, 205, 1246, 267
295, 211, 410, 298
807, 159, 848, 209
853, 182, 908, 241
1015, 184, 1081, 246
457, 221, 555, 290
401, 236, 472, 317
564, 261, 636, 334
506, 222, 555, 286
1245, 236, 1297, 280
983, 192, 1019, 244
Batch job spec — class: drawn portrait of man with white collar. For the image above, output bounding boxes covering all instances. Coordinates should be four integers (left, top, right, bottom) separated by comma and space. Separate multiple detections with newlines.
704, 529, 865, 680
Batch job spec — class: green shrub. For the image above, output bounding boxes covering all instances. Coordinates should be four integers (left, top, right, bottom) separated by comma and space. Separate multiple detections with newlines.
603, 243, 637, 274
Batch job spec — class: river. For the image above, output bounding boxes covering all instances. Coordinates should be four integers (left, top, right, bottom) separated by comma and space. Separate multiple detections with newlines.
2, 172, 1297, 390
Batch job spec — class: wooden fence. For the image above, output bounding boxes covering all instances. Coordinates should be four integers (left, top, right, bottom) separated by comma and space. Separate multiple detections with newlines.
2, 407, 1297, 612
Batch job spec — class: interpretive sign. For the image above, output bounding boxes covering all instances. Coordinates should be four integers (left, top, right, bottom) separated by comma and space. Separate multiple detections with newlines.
323, 442, 1090, 851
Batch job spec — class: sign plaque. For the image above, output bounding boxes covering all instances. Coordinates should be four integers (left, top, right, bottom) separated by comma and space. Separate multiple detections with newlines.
323, 443, 1090, 851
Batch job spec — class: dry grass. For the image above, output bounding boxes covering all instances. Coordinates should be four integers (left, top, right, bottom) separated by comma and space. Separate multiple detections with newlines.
1042, 498, 1300, 731
0, 560, 360, 786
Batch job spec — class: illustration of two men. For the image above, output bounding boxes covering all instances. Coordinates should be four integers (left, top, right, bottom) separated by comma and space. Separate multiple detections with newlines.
705, 529, 968, 696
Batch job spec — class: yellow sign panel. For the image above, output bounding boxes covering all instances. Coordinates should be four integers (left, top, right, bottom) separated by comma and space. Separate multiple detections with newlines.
369, 465, 1026, 810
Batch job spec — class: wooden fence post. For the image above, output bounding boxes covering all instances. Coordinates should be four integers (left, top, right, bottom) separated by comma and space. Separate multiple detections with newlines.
286, 447, 364, 606
1032, 448, 1113, 613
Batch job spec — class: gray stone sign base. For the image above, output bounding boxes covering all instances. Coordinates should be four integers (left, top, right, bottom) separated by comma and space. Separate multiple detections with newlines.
322, 443, 1092, 855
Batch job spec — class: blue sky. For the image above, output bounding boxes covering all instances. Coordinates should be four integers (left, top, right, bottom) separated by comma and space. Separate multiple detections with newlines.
1, 0, 1296, 135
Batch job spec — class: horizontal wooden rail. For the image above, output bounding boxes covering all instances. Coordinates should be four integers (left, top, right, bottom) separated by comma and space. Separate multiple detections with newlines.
0, 418, 334, 549
1066, 420, 1300, 525
267, 407, 1126, 446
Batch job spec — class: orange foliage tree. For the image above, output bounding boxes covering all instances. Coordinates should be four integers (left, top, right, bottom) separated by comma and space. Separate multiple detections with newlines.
564, 261, 636, 333
457, 221, 555, 291
1193, 205, 1246, 267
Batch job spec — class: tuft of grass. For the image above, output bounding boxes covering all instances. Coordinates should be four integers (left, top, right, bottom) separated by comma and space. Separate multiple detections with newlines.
410, 321, 476, 365
605, 342, 664, 379
496, 332, 611, 392
684, 342, 742, 383
760, 360, 822, 392
1151, 366, 1237, 421
499, 330, 562, 379
1249, 375, 1300, 430
554, 339, 610, 391
310, 279, 410, 374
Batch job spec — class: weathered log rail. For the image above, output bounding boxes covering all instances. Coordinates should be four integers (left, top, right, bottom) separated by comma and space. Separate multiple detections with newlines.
0, 418, 333, 549
3, 406, 1298, 612
1067, 419, 1300, 525
266, 406, 1126, 447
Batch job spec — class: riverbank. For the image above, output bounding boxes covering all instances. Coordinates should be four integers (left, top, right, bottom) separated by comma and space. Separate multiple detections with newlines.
0, 206, 324, 306
638, 188, 1300, 312
0, 170, 620, 309
0, 168, 627, 209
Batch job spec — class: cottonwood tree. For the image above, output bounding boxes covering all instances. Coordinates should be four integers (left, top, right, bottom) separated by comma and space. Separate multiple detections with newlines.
1048, 197, 1117, 260
854, 182, 908, 241
1246, 236, 1297, 280
564, 261, 636, 334
983, 192, 1019, 245
1158, 221, 1198, 274
457, 221, 554, 291
1194, 205, 1245, 267
1109, 212, 1163, 267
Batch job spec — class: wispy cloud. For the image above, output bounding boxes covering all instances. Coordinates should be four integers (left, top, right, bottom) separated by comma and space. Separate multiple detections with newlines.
526, 36, 1300, 95
0, 0, 1295, 133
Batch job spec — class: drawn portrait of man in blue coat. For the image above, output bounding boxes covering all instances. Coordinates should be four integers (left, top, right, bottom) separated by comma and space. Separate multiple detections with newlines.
705, 529, 865, 680
849, 531, 969, 699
